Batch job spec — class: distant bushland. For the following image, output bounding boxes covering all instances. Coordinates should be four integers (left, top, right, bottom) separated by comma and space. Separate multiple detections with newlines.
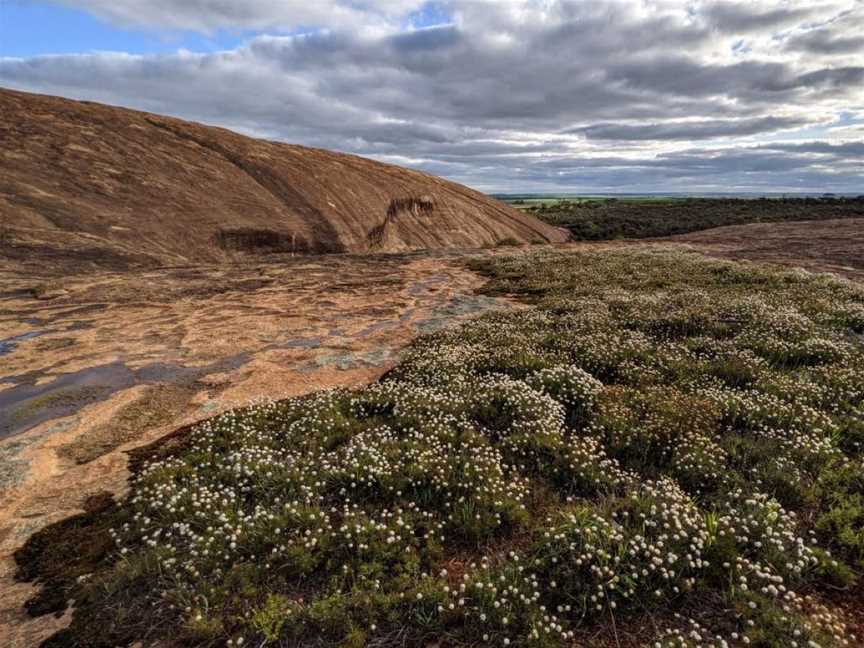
516, 196, 864, 240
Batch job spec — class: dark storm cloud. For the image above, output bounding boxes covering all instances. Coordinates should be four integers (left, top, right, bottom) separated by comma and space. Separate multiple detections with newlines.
793, 67, 864, 90
572, 117, 808, 141
765, 141, 864, 158
785, 30, 864, 54
782, 9, 864, 55
453, 140, 864, 192
1, 0, 862, 192
607, 57, 864, 101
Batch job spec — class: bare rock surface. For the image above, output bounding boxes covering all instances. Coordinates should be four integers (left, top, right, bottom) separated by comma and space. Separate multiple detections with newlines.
0, 88, 566, 273
663, 217, 864, 282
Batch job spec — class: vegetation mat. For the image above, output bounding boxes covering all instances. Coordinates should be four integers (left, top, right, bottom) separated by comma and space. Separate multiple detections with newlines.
18, 248, 864, 647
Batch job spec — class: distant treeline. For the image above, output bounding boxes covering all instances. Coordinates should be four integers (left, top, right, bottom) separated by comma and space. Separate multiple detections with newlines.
524, 196, 864, 240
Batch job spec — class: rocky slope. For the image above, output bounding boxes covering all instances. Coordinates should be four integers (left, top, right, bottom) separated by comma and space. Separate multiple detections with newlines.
0, 88, 566, 271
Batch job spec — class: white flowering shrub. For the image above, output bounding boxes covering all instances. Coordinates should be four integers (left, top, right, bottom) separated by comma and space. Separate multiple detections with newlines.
530, 479, 709, 615
524, 364, 603, 428
38, 249, 864, 647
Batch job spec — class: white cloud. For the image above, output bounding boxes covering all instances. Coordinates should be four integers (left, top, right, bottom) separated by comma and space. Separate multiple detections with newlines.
51, 0, 428, 32
2, 0, 862, 191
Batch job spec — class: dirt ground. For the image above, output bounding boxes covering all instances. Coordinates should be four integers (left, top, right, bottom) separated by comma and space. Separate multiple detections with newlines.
1, 217, 863, 647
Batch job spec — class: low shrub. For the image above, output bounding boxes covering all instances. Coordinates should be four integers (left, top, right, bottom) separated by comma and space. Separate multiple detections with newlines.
26, 248, 864, 647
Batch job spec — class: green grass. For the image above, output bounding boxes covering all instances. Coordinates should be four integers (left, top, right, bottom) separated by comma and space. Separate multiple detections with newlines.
506, 196, 864, 240
18, 248, 864, 647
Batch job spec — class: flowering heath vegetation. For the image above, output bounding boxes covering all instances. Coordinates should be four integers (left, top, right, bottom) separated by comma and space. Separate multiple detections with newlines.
34, 249, 864, 647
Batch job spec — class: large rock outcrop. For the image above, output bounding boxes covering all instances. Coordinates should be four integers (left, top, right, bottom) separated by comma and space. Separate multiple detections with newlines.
0, 88, 567, 271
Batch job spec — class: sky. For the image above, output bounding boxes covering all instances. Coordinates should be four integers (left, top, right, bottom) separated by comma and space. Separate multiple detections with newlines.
1, 0, 863, 193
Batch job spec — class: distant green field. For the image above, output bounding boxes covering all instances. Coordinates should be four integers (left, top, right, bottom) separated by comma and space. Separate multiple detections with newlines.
497, 195, 682, 209
496, 196, 864, 240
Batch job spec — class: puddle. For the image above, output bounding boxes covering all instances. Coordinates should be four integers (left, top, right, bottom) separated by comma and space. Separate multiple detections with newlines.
0, 331, 47, 356
0, 288, 33, 301
0, 353, 250, 440
282, 337, 323, 350
0, 362, 134, 440
65, 320, 95, 332
50, 304, 109, 319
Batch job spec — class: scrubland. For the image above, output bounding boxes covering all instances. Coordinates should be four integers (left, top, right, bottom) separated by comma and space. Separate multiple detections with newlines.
519, 197, 864, 240
22, 248, 864, 647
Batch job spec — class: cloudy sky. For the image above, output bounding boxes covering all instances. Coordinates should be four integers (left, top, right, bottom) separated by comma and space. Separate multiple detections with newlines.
1, 0, 862, 193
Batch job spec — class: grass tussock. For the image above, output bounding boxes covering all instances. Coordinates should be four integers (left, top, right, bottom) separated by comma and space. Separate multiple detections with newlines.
19, 248, 864, 647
